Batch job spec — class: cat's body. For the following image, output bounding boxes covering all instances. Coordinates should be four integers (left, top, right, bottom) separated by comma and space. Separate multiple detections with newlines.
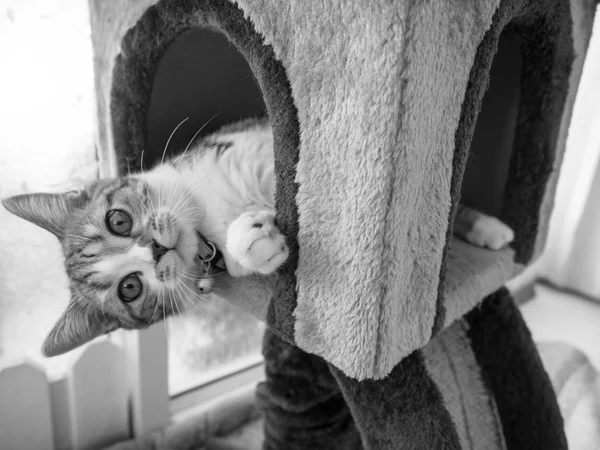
2, 118, 513, 357
139, 119, 287, 278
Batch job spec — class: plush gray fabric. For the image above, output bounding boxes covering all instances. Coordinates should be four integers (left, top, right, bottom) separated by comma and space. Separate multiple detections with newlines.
92, 0, 596, 380
234, 0, 501, 379
423, 320, 506, 450
233, 0, 592, 379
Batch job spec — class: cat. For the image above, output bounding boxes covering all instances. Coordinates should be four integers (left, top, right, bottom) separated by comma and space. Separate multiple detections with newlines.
2, 118, 514, 357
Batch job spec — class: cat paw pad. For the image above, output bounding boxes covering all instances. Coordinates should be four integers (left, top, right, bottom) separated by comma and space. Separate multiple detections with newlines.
226, 211, 289, 274
466, 216, 514, 250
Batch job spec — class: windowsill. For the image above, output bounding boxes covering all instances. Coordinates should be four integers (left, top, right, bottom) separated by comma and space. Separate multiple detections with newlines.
104, 377, 264, 450
520, 282, 600, 371
170, 356, 264, 416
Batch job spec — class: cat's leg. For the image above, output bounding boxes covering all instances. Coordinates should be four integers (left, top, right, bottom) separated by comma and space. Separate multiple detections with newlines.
453, 204, 514, 250
226, 210, 289, 275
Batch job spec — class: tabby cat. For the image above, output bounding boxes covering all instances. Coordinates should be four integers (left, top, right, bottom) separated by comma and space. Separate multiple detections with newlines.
2, 118, 514, 357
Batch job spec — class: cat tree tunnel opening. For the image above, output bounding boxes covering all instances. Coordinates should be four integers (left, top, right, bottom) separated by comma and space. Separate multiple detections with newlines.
107, 0, 301, 341
436, 2, 574, 332
460, 30, 522, 229
145, 28, 267, 166
448, 1, 574, 272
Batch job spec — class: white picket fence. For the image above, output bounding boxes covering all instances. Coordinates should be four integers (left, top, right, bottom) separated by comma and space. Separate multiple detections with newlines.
0, 340, 130, 450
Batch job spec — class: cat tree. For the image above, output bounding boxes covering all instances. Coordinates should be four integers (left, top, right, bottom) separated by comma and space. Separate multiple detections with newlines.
89, 0, 598, 448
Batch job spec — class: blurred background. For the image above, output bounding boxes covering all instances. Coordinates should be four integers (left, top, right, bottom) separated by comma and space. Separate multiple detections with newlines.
0, 1, 599, 449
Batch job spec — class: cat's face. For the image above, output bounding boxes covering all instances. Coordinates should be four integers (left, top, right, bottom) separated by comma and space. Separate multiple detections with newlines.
2, 167, 204, 356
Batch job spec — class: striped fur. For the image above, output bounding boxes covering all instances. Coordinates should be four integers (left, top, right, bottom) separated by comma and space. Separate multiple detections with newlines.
2, 120, 287, 356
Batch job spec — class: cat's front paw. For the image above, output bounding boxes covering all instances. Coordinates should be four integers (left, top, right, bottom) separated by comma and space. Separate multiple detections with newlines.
226, 211, 289, 275
465, 216, 515, 250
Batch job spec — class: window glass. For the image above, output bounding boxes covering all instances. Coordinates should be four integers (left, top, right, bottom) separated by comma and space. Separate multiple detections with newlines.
168, 306, 265, 395
0, 0, 97, 377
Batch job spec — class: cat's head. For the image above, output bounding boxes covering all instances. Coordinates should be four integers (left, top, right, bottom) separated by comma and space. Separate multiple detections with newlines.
2, 166, 204, 357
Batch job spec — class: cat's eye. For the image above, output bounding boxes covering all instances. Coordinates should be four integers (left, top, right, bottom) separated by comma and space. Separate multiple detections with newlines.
118, 273, 143, 302
106, 209, 132, 236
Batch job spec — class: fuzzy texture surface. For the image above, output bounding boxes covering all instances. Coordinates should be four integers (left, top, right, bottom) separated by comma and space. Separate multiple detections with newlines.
234, 0, 502, 380
256, 329, 362, 450
91, 0, 596, 380
442, 238, 521, 327
466, 289, 568, 449
255, 288, 566, 450
232, 0, 591, 379
422, 320, 506, 450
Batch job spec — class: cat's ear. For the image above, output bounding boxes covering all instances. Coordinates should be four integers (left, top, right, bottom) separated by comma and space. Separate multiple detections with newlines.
42, 301, 118, 357
2, 190, 88, 240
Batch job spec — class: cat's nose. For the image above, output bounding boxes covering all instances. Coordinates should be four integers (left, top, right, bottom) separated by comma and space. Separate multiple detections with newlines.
151, 240, 169, 263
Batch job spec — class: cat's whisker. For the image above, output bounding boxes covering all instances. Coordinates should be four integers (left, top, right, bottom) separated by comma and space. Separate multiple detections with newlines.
165, 173, 206, 218
175, 281, 210, 320
177, 280, 219, 318
168, 288, 180, 324
182, 284, 217, 323
182, 268, 227, 279
161, 117, 189, 166
168, 214, 199, 228
143, 182, 158, 217
170, 179, 212, 205
175, 111, 222, 171
170, 206, 206, 217
160, 290, 170, 341
100, 299, 109, 325
138, 152, 161, 230
171, 286, 185, 322
129, 191, 152, 216
176, 143, 219, 174
174, 282, 196, 318
178, 272, 226, 293
176, 282, 214, 325
183, 143, 220, 172
169, 200, 206, 214
169, 209, 206, 225
184, 284, 226, 295
167, 179, 180, 213
163, 163, 183, 214
168, 186, 202, 218
178, 280, 221, 309
171, 206, 204, 222
142, 294, 161, 330
169, 181, 212, 217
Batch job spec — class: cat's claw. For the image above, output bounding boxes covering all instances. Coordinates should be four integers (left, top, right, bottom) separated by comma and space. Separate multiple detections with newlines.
465, 215, 514, 250
226, 211, 289, 275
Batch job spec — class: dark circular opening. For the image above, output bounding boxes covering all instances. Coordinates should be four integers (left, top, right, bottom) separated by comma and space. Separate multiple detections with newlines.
145, 28, 267, 167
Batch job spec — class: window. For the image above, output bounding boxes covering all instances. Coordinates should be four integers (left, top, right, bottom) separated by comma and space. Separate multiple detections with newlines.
167, 304, 265, 395
0, 0, 97, 377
